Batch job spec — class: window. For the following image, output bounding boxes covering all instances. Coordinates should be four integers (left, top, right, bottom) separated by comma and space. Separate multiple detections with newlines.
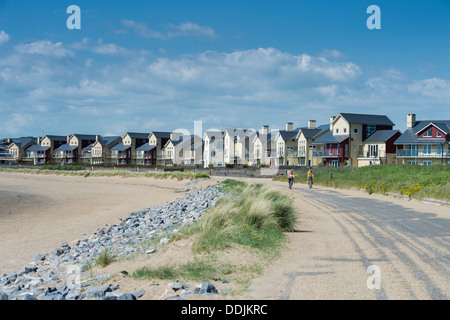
366, 125, 376, 137
423, 129, 432, 137
368, 145, 378, 157
437, 144, 442, 155
336, 129, 339, 134
407, 161, 418, 165
343, 128, 347, 133
354, 128, 358, 134
423, 144, 432, 155
436, 131, 442, 137
423, 161, 432, 166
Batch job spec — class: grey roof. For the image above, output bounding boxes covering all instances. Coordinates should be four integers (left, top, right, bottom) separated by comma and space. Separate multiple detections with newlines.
71, 134, 97, 141
394, 120, 450, 145
125, 132, 150, 139
44, 135, 67, 142
8, 138, 35, 148
338, 113, 395, 126
204, 130, 224, 139
83, 143, 94, 151
98, 136, 121, 146
55, 144, 77, 151
299, 124, 329, 139
26, 144, 50, 152
278, 128, 300, 141
110, 143, 131, 151
136, 144, 156, 152
363, 130, 400, 143
149, 131, 171, 139
312, 131, 349, 144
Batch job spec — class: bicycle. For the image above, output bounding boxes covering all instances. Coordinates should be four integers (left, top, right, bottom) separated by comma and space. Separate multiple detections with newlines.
288, 178, 293, 189
307, 178, 313, 189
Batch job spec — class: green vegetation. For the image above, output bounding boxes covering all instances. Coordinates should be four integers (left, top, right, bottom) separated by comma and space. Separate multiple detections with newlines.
274, 164, 450, 201
131, 258, 238, 282
189, 179, 296, 253
95, 249, 116, 268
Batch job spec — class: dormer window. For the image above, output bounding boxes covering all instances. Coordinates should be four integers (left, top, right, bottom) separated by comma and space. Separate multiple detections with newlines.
423, 129, 432, 137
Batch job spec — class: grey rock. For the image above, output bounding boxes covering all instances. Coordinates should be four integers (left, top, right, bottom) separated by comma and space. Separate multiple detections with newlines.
22, 293, 38, 300
117, 293, 136, 300
0, 291, 8, 300
197, 282, 218, 295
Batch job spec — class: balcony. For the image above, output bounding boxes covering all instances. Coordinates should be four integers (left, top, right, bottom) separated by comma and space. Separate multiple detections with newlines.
286, 151, 299, 158
397, 150, 450, 158
313, 150, 341, 158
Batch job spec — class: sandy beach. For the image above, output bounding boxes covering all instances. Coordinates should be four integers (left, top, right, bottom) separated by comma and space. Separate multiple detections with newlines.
0, 172, 216, 275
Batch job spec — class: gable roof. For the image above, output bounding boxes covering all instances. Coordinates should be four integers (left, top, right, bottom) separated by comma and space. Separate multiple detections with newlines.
337, 113, 395, 126
394, 120, 450, 145
70, 134, 97, 141
43, 135, 67, 142
414, 121, 450, 136
124, 132, 150, 139
149, 131, 172, 139
7, 138, 35, 149
298, 124, 329, 139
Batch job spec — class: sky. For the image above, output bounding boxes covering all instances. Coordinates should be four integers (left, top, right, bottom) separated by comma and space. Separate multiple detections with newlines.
0, 0, 449, 138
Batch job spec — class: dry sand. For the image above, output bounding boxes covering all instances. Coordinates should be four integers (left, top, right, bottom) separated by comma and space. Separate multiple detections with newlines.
0, 172, 217, 276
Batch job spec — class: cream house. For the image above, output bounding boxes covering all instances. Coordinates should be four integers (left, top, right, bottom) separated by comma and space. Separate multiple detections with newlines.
122, 132, 150, 165
272, 122, 299, 166
313, 113, 395, 167
250, 125, 273, 166
84, 136, 121, 165
163, 135, 203, 166
3, 138, 35, 164
203, 129, 224, 167
357, 130, 401, 167
296, 121, 329, 167
223, 128, 252, 166
148, 131, 172, 166
54, 134, 98, 165
394, 114, 450, 165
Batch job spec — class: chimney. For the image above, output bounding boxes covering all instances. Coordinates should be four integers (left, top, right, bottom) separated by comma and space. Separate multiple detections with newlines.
308, 120, 316, 130
261, 125, 269, 135
96, 135, 101, 142
286, 122, 294, 132
407, 114, 416, 128
37, 137, 41, 144
330, 116, 336, 130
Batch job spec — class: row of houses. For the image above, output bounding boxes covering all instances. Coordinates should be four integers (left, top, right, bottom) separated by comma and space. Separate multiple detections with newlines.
1, 113, 449, 168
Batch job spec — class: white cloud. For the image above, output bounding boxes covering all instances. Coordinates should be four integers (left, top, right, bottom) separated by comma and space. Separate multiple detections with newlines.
16, 40, 74, 58
120, 20, 216, 39
0, 30, 9, 45
408, 78, 450, 99
1, 39, 449, 136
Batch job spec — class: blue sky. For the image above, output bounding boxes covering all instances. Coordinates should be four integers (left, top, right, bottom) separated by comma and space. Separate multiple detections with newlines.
0, 0, 449, 138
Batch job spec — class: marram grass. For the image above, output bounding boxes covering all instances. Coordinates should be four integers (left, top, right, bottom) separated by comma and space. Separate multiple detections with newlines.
191, 180, 296, 253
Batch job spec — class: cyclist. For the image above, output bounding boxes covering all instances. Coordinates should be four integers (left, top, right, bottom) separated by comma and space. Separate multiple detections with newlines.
307, 167, 314, 189
288, 170, 294, 189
